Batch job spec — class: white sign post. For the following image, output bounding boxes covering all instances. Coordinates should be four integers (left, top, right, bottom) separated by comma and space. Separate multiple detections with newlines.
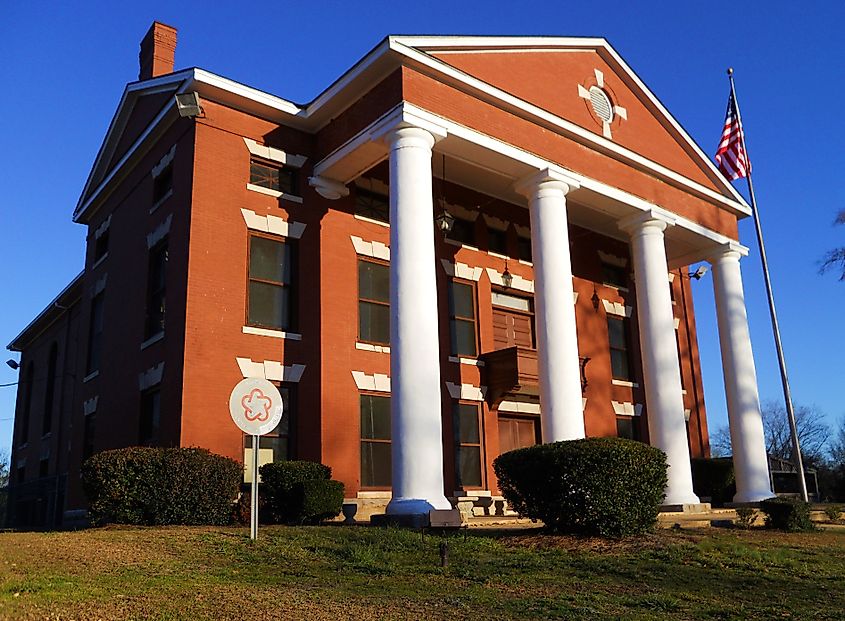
229, 377, 284, 540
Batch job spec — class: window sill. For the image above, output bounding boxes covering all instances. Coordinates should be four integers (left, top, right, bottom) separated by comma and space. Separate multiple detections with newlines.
149, 188, 173, 214
140, 332, 165, 350
602, 283, 630, 293
242, 326, 302, 340
487, 251, 509, 260
90, 253, 109, 270
354, 214, 390, 228
518, 259, 533, 267
445, 239, 479, 251
611, 379, 639, 388
82, 370, 99, 383
448, 356, 485, 367
246, 183, 303, 204
356, 342, 390, 354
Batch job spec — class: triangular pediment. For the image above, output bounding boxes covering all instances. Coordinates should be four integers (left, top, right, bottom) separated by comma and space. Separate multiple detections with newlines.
391, 37, 743, 206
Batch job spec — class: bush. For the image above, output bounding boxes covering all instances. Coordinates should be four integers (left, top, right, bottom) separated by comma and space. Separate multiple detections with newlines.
494, 437, 668, 537
691, 458, 736, 507
291, 479, 344, 524
259, 460, 339, 524
82, 447, 241, 526
734, 506, 756, 529
824, 505, 842, 522
760, 497, 815, 532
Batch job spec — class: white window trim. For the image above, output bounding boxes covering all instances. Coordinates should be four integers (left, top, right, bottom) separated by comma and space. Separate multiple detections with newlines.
241, 208, 306, 239
612, 401, 643, 417
140, 332, 165, 350
82, 370, 99, 383
445, 381, 486, 402
351, 370, 390, 393
150, 188, 174, 214
94, 215, 111, 240
243, 137, 307, 168
351, 236, 390, 260
152, 144, 176, 178
236, 357, 306, 383
611, 379, 639, 388
602, 299, 632, 318
146, 214, 172, 249
242, 326, 302, 340
448, 356, 485, 367
486, 267, 534, 293
354, 214, 390, 228
356, 342, 390, 354
245, 183, 304, 204
440, 259, 483, 282
83, 396, 99, 416
138, 362, 165, 391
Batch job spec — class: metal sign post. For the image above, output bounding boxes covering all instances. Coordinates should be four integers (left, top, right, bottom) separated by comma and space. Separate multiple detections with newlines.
228, 377, 284, 541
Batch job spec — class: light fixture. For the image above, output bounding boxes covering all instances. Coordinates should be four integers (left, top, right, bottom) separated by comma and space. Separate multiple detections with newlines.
435, 208, 455, 234
175, 92, 202, 118
6, 359, 20, 370
591, 286, 600, 312
688, 265, 708, 280
501, 261, 514, 289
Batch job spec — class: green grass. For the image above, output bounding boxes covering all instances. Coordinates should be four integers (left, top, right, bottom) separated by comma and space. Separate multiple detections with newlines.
1, 525, 843, 619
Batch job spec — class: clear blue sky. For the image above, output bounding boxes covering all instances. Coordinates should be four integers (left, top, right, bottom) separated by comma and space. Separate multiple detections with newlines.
2, 1, 844, 458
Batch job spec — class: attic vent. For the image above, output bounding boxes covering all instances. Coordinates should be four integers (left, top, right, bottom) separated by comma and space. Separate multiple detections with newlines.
589, 86, 614, 124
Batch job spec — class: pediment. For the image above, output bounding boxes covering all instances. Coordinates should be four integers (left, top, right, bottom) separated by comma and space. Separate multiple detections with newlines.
397, 38, 740, 204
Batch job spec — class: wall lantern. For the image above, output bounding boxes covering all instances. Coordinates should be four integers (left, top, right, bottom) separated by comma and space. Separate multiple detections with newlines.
435, 207, 455, 234
591, 286, 600, 312
501, 261, 514, 289
688, 265, 708, 280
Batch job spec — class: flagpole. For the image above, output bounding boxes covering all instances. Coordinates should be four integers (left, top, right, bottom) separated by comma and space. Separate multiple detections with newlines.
727, 68, 809, 502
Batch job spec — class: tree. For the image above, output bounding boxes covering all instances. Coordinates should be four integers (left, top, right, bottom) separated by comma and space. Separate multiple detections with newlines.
830, 417, 845, 466
0, 451, 8, 527
819, 208, 845, 281
707, 401, 831, 466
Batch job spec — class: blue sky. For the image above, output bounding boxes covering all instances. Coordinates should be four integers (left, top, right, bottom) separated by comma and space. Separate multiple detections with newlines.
2, 1, 844, 458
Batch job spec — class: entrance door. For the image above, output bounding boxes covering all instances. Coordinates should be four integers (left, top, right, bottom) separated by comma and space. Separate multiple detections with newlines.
491, 292, 535, 349
498, 415, 540, 454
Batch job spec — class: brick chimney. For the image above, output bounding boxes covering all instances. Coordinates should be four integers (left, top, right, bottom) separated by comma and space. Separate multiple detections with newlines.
139, 22, 177, 81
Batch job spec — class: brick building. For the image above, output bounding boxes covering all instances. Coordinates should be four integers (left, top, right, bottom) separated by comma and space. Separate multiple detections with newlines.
7, 24, 773, 528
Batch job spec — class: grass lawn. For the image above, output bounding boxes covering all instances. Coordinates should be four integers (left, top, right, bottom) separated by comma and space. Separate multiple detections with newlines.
0, 524, 843, 620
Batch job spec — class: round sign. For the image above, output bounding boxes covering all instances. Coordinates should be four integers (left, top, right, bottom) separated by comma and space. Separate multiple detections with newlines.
228, 378, 284, 436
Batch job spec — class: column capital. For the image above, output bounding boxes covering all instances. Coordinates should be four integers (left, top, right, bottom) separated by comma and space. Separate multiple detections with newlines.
513, 167, 581, 199
308, 175, 350, 200
706, 241, 749, 265
368, 104, 448, 145
618, 209, 676, 235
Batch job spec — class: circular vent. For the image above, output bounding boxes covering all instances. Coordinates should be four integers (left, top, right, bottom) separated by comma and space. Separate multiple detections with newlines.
589, 86, 614, 123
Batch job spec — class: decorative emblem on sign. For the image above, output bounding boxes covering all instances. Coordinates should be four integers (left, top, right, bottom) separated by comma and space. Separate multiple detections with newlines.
577, 69, 627, 140
242, 388, 272, 422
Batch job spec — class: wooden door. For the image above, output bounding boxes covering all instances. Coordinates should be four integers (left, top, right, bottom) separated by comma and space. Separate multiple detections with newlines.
491, 292, 535, 350
498, 415, 540, 455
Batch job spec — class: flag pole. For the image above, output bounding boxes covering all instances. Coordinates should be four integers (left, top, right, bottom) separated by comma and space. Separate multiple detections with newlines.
727, 68, 808, 502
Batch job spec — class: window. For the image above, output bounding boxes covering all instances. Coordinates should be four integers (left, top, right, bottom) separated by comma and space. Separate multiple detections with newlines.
446, 217, 476, 246
358, 259, 390, 344
602, 263, 628, 288
139, 389, 161, 446
86, 293, 104, 374
82, 414, 96, 461
360, 394, 391, 488
153, 162, 173, 205
449, 280, 477, 357
243, 385, 293, 461
18, 362, 34, 446
250, 159, 296, 195
616, 416, 641, 442
517, 235, 532, 263
17, 466, 25, 485
94, 230, 109, 262
355, 188, 389, 224
453, 402, 483, 489
487, 227, 508, 255
42, 343, 58, 436
39, 458, 49, 479
145, 241, 168, 338
248, 235, 293, 331
607, 316, 632, 381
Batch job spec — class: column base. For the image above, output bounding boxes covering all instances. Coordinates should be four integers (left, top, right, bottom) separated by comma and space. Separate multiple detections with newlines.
732, 490, 776, 504
663, 491, 701, 507
386, 496, 452, 516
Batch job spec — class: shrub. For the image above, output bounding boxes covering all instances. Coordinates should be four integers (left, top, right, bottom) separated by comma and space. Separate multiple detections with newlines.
259, 460, 337, 524
760, 497, 815, 532
82, 447, 241, 526
734, 506, 756, 529
823, 505, 841, 522
493, 437, 668, 537
691, 458, 736, 507
291, 479, 345, 524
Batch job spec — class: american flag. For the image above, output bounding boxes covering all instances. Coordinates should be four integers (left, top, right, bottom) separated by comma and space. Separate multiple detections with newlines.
715, 90, 751, 180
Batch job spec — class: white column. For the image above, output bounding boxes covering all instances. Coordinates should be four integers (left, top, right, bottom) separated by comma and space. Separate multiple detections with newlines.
619, 210, 699, 506
514, 169, 585, 442
383, 125, 451, 515
709, 245, 773, 503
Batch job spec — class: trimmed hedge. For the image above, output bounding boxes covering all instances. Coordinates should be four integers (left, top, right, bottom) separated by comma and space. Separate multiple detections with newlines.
259, 461, 342, 524
82, 447, 241, 526
760, 497, 815, 532
691, 458, 736, 507
494, 437, 668, 537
